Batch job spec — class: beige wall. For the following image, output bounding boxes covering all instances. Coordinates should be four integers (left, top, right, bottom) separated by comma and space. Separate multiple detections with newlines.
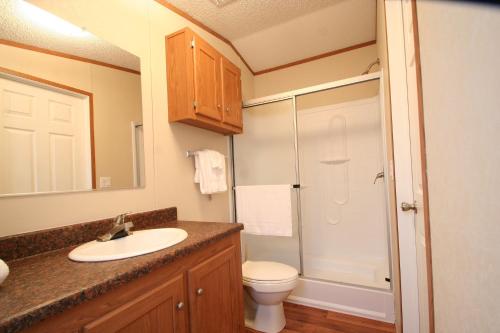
0, 0, 254, 236
417, 1, 500, 332
0, 44, 143, 190
253, 44, 378, 97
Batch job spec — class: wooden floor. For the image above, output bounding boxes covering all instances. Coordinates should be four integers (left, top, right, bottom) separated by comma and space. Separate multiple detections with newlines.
245, 302, 395, 333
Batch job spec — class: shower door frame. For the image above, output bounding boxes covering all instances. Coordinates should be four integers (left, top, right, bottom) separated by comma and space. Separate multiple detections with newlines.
234, 72, 389, 287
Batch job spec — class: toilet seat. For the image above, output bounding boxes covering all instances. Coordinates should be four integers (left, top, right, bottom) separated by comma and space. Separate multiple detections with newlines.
243, 277, 298, 293
243, 261, 298, 281
243, 275, 297, 284
242, 261, 298, 292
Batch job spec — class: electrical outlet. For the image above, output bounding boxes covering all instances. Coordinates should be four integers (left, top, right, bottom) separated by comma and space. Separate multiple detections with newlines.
100, 176, 112, 189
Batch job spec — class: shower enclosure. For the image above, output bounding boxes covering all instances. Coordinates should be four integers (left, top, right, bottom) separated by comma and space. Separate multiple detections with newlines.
232, 73, 395, 321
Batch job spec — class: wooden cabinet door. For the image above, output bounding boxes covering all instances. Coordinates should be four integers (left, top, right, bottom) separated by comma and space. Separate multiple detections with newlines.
188, 246, 240, 333
221, 58, 242, 128
193, 36, 222, 121
83, 274, 187, 333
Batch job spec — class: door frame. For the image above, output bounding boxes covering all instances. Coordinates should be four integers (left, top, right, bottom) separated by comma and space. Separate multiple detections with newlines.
131, 121, 144, 188
0, 66, 96, 189
385, 0, 434, 332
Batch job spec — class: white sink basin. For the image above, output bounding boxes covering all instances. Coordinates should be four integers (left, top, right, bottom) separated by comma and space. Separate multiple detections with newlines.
68, 228, 188, 262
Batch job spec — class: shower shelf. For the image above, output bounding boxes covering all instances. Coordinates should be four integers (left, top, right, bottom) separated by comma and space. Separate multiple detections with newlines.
319, 157, 350, 165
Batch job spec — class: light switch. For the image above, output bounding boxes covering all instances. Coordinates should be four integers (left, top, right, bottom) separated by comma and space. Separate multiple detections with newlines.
100, 176, 112, 189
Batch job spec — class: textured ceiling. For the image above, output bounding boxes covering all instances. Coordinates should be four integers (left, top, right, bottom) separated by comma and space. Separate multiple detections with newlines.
0, 0, 140, 71
165, 0, 337, 40
164, 0, 376, 72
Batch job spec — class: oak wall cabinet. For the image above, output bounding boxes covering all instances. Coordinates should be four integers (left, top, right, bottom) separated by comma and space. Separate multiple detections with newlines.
166, 27, 243, 135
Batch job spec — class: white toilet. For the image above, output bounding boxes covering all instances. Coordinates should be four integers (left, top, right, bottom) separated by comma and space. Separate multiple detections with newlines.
242, 261, 299, 333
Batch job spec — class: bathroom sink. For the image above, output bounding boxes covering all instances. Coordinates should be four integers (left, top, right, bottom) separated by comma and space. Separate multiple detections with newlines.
68, 228, 188, 262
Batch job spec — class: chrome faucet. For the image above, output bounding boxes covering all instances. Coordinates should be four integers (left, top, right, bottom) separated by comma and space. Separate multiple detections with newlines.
97, 213, 134, 242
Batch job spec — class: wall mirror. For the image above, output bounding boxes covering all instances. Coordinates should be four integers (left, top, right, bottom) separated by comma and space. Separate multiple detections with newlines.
0, 0, 145, 196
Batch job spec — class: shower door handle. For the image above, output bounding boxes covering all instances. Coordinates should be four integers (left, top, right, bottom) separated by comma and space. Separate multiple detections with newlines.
373, 171, 384, 184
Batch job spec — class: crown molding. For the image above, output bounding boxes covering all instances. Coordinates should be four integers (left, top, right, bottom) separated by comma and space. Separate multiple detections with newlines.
0, 39, 140, 75
254, 40, 376, 75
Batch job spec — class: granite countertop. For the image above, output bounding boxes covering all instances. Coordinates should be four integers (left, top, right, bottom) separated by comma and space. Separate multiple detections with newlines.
0, 220, 243, 333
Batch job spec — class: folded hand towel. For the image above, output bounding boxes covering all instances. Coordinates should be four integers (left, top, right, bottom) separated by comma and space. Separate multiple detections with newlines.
194, 150, 227, 194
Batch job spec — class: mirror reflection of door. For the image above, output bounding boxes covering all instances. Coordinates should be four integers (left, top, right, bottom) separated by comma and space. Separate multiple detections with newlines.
0, 75, 93, 195
0, 0, 145, 196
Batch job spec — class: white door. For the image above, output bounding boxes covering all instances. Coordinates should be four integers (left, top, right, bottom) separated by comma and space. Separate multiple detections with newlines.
402, 1, 430, 332
386, 0, 430, 332
0, 76, 92, 195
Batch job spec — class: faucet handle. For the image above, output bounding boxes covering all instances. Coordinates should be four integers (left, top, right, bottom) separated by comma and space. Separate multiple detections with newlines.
114, 212, 132, 225
124, 221, 134, 233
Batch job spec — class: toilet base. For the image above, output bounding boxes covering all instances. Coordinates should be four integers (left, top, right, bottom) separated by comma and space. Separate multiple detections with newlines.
244, 291, 286, 333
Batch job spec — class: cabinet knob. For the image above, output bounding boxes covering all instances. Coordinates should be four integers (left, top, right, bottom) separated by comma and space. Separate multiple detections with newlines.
176, 301, 184, 310
217, 104, 221, 109
225, 107, 230, 112
196, 288, 204, 296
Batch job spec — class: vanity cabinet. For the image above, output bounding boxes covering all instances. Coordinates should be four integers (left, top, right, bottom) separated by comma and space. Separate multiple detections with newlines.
24, 232, 244, 333
83, 275, 186, 333
166, 27, 243, 135
188, 246, 239, 333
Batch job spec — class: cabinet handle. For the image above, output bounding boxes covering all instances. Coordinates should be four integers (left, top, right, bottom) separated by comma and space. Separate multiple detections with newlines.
176, 301, 184, 310
196, 288, 204, 296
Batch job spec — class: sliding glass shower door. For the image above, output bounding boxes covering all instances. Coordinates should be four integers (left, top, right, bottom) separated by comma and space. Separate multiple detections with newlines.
296, 81, 391, 289
233, 99, 301, 271
233, 77, 392, 290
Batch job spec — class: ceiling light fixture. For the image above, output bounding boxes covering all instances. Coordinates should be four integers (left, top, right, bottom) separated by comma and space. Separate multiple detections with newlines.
209, 0, 237, 8
20, 0, 89, 37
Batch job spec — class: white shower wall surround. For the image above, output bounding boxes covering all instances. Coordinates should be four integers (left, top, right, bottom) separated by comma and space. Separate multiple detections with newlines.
319, 114, 349, 225
298, 97, 389, 288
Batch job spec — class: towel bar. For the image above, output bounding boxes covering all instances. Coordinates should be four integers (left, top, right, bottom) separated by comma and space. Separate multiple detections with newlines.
186, 150, 227, 158
232, 184, 300, 190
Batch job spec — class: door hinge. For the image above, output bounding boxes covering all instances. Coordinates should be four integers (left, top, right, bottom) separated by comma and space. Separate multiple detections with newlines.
193, 101, 197, 109
191, 39, 195, 48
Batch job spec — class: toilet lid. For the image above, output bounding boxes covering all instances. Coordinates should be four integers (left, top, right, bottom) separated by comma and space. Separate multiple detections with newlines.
242, 261, 298, 283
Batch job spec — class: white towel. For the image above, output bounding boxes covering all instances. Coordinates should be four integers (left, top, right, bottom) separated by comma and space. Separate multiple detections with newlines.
0, 259, 9, 285
194, 150, 227, 194
235, 185, 292, 237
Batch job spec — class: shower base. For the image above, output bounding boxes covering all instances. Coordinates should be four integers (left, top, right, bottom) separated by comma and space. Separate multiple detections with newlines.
288, 277, 394, 323
303, 255, 391, 289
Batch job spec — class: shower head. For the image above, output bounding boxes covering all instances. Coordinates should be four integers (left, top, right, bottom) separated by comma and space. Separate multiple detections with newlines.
362, 59, 381, 75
